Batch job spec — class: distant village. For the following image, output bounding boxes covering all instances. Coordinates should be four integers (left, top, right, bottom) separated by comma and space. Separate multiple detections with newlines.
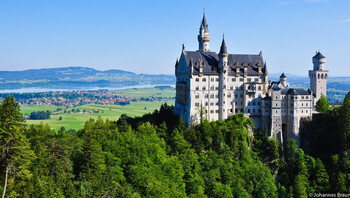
0, 89, 174, 107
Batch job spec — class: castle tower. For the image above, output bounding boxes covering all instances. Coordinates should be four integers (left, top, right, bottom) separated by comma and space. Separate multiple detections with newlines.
197, 12, 210, 52
218, 36, 228, 120
280, 73, 287, 87
309, 51, 328, 104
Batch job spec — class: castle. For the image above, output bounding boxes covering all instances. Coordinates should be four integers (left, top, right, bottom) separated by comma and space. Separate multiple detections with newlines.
174, 13, 329, 145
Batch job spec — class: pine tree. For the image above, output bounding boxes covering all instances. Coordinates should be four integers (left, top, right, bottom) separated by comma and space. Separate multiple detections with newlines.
0, 96, 35, 198
315, 95, 330, 113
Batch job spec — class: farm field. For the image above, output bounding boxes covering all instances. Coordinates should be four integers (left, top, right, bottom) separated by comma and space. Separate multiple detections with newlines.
21, 101, 175, 131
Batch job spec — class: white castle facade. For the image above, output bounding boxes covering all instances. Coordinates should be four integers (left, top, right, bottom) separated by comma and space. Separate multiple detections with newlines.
174, 13, 329, 144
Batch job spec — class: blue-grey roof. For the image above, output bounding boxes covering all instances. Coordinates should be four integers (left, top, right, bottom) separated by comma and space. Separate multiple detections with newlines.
284, 88, 311, 95
183, 51, 264, 76
200, 13, 209, 33
269, 81, 281, 90
280, 73, 286, 78
313, 52, 325, 59
219, 38, 228, 55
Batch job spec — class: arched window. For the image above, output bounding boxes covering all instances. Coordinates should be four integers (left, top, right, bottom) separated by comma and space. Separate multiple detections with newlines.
196, 86, 199, 90
321, 74, 324, 79
258, 86, 261, 91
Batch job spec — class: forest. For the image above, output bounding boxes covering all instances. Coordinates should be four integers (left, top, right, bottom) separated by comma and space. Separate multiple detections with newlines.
0, 95, 349, 198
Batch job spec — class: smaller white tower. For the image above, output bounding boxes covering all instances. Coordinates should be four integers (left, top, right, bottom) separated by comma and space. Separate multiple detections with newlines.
218, 36, 228, 120
197, 12, 210, 52
280, 73, 287, 87
309, 51, 329, 104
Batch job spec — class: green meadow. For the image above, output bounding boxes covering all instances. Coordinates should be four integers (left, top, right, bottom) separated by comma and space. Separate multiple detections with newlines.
21, 101, 175, 131
19, 88, 176, 131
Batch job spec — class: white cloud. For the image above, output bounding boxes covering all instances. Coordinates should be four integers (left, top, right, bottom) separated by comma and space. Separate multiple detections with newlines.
340, 19, 350, 23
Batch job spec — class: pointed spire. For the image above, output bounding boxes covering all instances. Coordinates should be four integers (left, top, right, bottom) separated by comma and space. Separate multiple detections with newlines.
219, 34, 228, 55
200, 10, 209, 33
175, 59, 179, 67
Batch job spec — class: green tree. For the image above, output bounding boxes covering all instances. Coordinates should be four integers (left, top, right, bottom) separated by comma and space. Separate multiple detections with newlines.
0, 96, 35, 198
315, 95, 330, 113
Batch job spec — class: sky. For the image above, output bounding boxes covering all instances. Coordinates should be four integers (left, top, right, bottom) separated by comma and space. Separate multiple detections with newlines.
0, 0, 349, 76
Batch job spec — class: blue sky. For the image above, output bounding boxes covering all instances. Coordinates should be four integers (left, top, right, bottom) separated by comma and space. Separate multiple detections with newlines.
0, 0, 349, 76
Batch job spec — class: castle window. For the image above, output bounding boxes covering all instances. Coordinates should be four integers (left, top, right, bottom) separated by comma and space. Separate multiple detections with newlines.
306, 103, 308, 106
247, 78, 251, 82
205, 94, 208, 98
295, 96, 298, 99
253, 102, 256, 106
202, 78, 206, 82
253, 109, 256, 113
196, 86, 199, 90
230, 86, 233, 90
211, 78, 214, 82
210, 110, 214, 113
211, 86, 214, 90
258, 86, 261, 91
216, 110, 219, 113
235, 94, 238, 97
248, 109, 250, 113
232, 78, 236, 82
195, 103, 199, 106
196, 78, 199, 82
255, 78, 259, 82
202, 87, 206, 90
276, 111, 278, 113
301, 96, 304, 99
215, 87, 218, 90
306, 96, 308, 99
210, 94, 214, 98
302, 110, 304, 113
306, 110, 308, 113
258, 109, 261, 113
210, 103, 214, 106
302, 103, 303, 106
240, 78, 244, 82
215, 95, 218, 98
195, 94, 199, 99
276, 96, 278, 99
228, 93, 232, 98
205, 102, 208, 106
216, 78, 219, 82
276, 103, 278, 107
235, 108, 238, 113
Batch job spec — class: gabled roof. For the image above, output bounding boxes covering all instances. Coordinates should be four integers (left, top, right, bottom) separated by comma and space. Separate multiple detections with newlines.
182, 51, 264, 75
284, 88, 311, 95
280, 73, 286, 78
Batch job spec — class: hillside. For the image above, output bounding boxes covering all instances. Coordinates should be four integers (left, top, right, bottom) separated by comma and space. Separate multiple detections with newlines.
0, 67, 175, 89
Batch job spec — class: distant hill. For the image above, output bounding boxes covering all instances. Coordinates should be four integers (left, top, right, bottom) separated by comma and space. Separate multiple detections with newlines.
0, 67, 175, 90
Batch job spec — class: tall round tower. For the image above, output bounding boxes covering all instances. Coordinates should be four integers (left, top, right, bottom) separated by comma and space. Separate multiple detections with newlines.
218, 36, 228, 120
197, 12, 211, 52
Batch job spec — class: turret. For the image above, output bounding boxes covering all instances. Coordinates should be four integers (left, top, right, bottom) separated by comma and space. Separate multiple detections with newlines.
197, 12, 211, 52
280, 73, 287, 87
312, 51, 326, 71
309, 51, 329, 104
